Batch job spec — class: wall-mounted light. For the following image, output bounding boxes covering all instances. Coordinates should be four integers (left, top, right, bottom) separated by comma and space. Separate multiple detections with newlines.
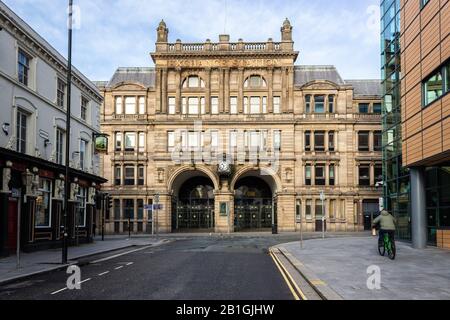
44, 139, 51, 148
2, 123, 10, 136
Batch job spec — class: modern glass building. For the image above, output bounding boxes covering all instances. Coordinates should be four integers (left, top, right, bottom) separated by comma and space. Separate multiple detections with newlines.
381, 0, 412, 241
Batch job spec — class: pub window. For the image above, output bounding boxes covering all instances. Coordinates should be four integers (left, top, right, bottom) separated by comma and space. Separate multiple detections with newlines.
358, 131, 370, 151
359, 166, 371, 186
115, 97, 123, 114
359, 103, 369, 113
305, 95, 311, 113
114, 166, 121, 186
230, 97, 238, 114
305, 131, 311, 151
124, 132, 136, 151
168, 97, 176, 115
79, 139, 87, 171
18, 49, 31, 86
76, 187, 87, 227
115, 132, 123, 151
328, 95, 335, 113
273, 96, 281, 114
124, 166, 135, 186
305, 200, 312, 219
16, 109, 28, 154
56, 128, 65, 165
305, 165, 312, 186
329, 165, 335, 186
138, 166, 145, 186
81, 97, 89, 121
328, 131, 335, 152
314, 131, 325, 151
374, 131, 382, 151
314, 95, 325, 113
211, 97, 219, 114
36, 179, 52, 228
315, 166, 326, 186
138, 97, 146, 115
125, 97, 136, 115
57, 78, 66, 108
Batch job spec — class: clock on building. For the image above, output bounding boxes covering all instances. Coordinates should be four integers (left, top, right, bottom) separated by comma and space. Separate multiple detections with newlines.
218, 161, 232, 176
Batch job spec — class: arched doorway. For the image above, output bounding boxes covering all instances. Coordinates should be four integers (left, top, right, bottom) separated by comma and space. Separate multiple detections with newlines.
172, 176, 215, 232
234, 177, 274, 231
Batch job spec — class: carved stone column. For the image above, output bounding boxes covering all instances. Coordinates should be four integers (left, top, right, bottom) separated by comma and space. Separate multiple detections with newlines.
175, 68, 182, 114
238, 68, 244, 114
268, 67, 274, 114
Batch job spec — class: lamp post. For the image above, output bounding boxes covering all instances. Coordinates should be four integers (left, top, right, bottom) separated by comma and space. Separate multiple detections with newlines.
62, 0, 73, 264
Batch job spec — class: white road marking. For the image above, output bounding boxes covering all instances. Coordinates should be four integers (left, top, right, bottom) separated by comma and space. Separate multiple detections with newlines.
126, 262, 134, 266
91, 245, 155, 264
51, 287, 68, 295
115, 266, 123, 270
78, 278, 91, 284
98, 271, 110, 276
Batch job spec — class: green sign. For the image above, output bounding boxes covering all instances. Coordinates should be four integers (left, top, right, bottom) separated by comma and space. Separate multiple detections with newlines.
95, 135, 108, 153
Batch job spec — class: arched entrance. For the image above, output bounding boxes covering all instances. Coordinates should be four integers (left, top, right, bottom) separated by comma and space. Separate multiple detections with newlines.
172, 176, 215, 232
234, 177, 275, 231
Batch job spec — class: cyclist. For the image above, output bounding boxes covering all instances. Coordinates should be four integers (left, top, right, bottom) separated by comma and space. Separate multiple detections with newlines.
372, 210, 397, 246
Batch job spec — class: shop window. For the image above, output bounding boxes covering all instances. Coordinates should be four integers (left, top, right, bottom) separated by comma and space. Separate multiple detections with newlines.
36, 179, 52, 228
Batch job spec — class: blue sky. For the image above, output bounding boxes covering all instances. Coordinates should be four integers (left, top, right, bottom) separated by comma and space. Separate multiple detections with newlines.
2, 0, 381, 81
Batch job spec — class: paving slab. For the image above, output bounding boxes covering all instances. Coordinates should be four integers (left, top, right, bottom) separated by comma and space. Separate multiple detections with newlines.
276, 237, 450, 300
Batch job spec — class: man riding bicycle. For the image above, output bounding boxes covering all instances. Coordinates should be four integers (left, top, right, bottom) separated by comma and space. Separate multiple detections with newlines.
372, 210, 397, 246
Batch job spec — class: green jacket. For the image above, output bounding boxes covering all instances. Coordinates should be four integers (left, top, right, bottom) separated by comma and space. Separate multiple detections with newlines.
372, 211, 397, 231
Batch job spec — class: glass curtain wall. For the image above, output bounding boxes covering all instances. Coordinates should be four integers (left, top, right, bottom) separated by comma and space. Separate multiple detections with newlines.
381, 0, 411, 241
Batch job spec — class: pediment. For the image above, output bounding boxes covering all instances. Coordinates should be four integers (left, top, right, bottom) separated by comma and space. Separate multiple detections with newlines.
112, 82, 147, 90
300, 80, 340, 90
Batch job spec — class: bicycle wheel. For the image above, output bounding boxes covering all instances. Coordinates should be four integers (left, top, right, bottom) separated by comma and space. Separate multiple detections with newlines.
378, 241, 385, 256
388, 241, 396, 260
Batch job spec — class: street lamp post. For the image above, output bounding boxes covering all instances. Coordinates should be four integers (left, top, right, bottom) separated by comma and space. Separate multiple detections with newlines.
62, 0, 74, 264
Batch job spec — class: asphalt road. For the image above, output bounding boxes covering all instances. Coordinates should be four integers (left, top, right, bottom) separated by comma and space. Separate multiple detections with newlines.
0, 237, 295, 300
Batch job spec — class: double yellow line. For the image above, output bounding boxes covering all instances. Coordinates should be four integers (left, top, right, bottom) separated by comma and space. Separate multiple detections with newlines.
269, 249, 307, 301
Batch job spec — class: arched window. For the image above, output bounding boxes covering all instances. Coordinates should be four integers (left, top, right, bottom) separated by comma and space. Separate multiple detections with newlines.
244, 75, 267, 88
182, 75, 205, 88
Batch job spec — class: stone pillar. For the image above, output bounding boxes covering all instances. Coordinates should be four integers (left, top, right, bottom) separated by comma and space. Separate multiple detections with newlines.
156, 193, 172, 233
176, 68, 182, 114
281, 67, 287, 113
219, 69, 225, 113
224, 69, 230, 114
238, 68, 244, 114
161, 68, 168, 114
410, 167, 427, 249
268, 68, 274, 113
206, 68, 211, 114
277, 192, 296, 232
214, 191, 234, 233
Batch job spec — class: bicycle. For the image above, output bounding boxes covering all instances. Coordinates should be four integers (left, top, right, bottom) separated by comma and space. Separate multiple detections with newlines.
378, 232, 396, 260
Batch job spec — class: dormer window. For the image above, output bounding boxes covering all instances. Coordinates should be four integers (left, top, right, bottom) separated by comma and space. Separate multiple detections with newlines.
182, 76, 205, 88
244, 75, 267, 88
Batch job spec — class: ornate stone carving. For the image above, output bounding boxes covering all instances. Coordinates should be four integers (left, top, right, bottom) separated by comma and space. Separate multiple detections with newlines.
1, 161, 12, 193
70, 178, 79, 202
31, 167, 40, 196
157, 169, 165, 183
88, 184, 96, 205
22, 169, 33, 196
54, 174, 65, 200
5, 135, 16, 150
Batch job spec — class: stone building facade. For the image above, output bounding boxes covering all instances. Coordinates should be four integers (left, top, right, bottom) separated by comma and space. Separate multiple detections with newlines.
96, 20, 382, 234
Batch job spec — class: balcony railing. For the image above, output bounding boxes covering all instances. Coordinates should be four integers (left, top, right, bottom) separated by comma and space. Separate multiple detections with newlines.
163, 41, 284, 53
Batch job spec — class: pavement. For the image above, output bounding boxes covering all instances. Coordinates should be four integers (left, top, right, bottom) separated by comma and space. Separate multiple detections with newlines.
0, 237, 295, 300
0, 237, 163, 286
275, 236, 450, 300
